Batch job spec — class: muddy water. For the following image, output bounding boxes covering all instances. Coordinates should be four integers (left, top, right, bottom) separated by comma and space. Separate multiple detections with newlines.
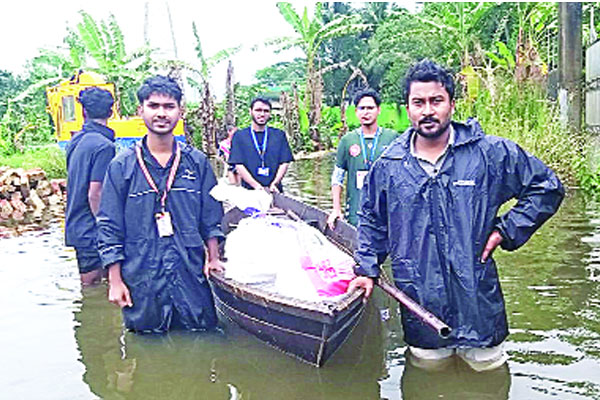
1, 154, 599, 399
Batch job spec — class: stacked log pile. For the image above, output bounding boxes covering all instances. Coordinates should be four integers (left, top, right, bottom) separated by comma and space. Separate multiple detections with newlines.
0, 167, 66, 221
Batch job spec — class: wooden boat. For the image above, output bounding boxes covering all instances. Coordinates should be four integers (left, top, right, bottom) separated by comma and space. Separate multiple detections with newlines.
209, 193, 365, 367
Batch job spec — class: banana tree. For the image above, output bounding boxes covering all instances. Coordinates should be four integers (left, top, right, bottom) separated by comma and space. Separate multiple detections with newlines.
75, 11, 154, 116
273, 2, 369, 150
187, 22, 240, 155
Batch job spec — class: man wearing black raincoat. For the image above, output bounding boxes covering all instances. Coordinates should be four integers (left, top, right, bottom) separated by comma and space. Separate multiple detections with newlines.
97, 76, 224, 333
351, 60, 564, 371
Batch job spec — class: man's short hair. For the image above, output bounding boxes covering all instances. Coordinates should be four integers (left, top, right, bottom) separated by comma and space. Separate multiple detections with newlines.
353, 88, 381, 106
404, 59, 455, 103
137, 75, 183, 105
78, 87, 114, 119
250, 96, 272, 110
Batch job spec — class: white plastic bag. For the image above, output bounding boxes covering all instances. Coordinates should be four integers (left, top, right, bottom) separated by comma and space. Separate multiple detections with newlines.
209, 182, 272, 214
224, 215, 356, 301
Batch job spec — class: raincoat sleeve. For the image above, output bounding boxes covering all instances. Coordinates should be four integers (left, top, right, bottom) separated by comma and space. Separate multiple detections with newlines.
198, 158, 225, 243
96, 158, 127, 267
354, 165, 389, 278
493, 139, 565, 251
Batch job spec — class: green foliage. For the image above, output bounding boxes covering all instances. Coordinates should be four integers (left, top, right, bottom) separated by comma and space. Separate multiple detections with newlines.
0, 145, 66, 179
255, 59, 305, 89
319, 3, 394, 104
0, 78, 57, 156
0, 71, 26, 117
274, 2, 370, 113
230, 83, 269, 129
366, 11, 448, 104
345, 103, 410, 133
72, 11, 154, 116
486, 41, 516, 71
454, 75, 577, 184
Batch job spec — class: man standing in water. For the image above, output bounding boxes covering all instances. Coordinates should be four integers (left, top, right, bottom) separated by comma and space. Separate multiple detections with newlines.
97, 76, 224, 332
65, 87, 116, 286
327, 89, 399, 229
350, 60, 564, 371
228, 97, 294, 192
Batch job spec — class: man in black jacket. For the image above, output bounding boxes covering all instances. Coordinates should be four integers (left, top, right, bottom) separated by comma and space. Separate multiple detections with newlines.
97, 76, 224, 333
65, 87, 115, 286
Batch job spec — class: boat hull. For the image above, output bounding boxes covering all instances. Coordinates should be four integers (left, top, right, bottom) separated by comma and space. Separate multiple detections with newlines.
210, 193, 364, 367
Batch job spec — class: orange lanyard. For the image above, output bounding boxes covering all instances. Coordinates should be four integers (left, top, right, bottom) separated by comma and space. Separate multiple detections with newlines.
135, 143, 181, 211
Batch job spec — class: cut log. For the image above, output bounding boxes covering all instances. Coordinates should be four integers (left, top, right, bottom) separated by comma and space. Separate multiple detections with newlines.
0, 199, 13, 219
28, 189, 46, 212
0, 166, 66, 223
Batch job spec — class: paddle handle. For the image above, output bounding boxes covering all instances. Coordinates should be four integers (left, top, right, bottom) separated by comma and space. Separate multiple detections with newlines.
376, 278, 452, 339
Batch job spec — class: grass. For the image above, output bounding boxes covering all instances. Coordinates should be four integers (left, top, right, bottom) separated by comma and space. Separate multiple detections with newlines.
0, 145, 66, 179
455, 76, 582, 187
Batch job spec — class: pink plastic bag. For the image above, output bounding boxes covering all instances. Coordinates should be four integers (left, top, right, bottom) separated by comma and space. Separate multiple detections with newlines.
300, 253, 356, 297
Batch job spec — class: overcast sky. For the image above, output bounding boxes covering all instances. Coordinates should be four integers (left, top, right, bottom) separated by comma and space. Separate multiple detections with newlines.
1, 0, 310, 96
2, 2, 418, 99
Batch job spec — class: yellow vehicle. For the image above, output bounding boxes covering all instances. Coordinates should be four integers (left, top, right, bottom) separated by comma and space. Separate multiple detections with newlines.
46, 71, 185, 149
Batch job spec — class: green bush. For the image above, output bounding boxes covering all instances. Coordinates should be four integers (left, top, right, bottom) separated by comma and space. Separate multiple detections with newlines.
345, 103, 411, 133
0, 145, 66, 179
454, 76, 579, 186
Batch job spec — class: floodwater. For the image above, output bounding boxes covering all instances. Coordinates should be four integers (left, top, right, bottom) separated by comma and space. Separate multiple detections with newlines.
1, 154, 599, 400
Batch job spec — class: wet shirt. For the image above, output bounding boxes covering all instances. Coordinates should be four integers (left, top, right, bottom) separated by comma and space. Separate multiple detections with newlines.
228, 127, 294, 191
355, 119, 565, 349
334, 127, 398, 225
97, 137, 224, 332
65, 121, 115, 247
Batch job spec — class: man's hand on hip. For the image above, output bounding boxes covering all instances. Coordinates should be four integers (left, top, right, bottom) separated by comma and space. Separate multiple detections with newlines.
481, 230, 504, 263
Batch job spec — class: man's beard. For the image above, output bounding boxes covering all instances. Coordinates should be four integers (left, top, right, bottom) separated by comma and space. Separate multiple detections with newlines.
252, 115, 270, 128
415, 117, 450, 139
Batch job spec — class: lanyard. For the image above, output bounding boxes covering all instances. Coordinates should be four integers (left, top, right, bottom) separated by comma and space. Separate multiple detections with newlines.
359, 127, 380, 168
250, 126, 268, 166
135, 142, 181, 211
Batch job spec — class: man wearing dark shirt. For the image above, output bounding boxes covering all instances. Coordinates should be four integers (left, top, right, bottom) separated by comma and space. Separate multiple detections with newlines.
228, 97, 294, 192
65, 87, 116, 286
97, 76, 224, 333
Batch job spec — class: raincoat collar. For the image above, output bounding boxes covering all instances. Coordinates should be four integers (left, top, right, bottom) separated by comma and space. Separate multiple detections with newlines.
80, 120, 115, 142
383, 118, 485, 160
139, 136, 191, 169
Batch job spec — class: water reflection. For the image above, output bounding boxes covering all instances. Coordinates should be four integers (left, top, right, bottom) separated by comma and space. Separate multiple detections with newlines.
2, 157, 600, 399
400, 352, 511, 400
74, 286, 385, 400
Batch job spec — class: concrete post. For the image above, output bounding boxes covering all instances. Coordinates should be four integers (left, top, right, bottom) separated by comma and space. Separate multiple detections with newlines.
558, 2, 583, 134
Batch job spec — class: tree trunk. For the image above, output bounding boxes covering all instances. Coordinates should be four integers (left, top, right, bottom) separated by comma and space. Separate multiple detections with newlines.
167, 65, 194, 145
280, 87, 301, 151
198, 82, 217, 156
224, 61, 236, 135
307, 62, 323, 151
